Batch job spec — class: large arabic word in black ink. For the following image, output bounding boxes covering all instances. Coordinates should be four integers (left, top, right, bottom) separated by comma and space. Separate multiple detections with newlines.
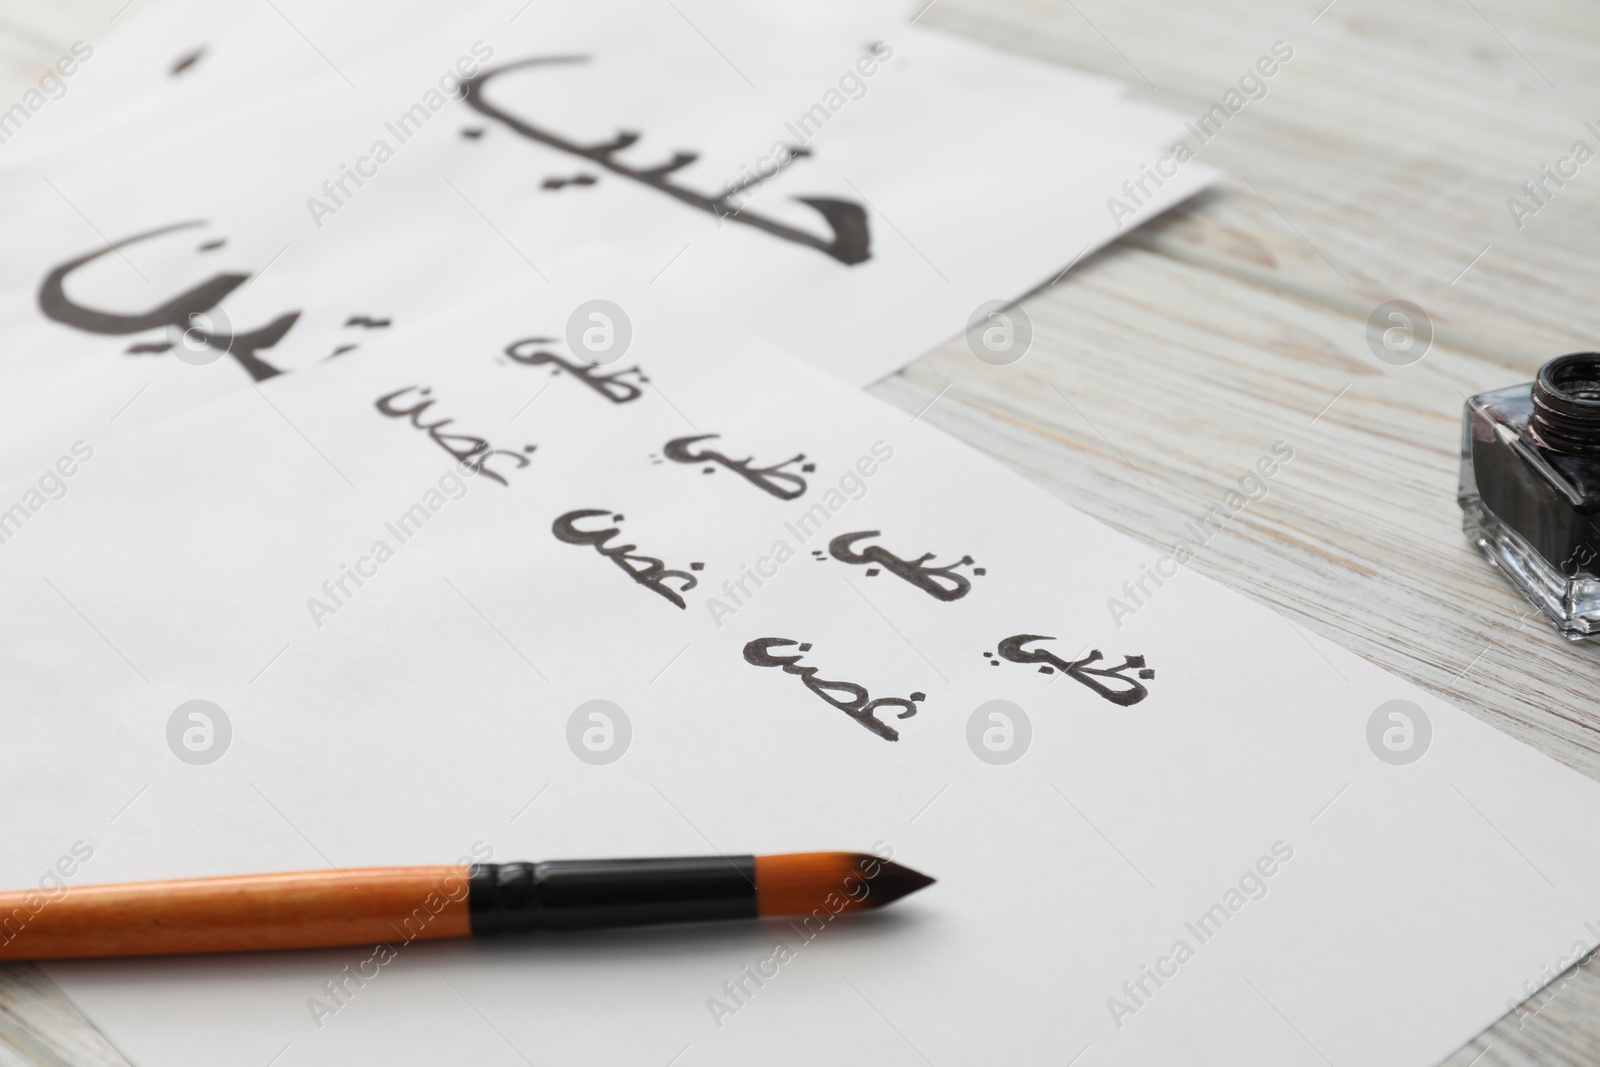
826, 531, 982, 601
552, 509, 702, 609
38, 220, 302, 382
743, 638, 923, 742
656, 434, 813, 500
375, 386, 535, 486
987, 635, 1154, 707
506, 337, 647, 404
462, 57, 872, 266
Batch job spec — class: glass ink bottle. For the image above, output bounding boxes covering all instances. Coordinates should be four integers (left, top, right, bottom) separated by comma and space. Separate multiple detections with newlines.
1460, 352, 1600, 639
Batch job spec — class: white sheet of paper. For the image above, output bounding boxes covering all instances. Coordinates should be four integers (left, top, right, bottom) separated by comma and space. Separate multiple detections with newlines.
1, 265, 1595, 1067
0, 0, 1214, 485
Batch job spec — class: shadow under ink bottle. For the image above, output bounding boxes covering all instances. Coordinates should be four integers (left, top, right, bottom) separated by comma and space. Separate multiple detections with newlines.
1460, 352, 1600, 639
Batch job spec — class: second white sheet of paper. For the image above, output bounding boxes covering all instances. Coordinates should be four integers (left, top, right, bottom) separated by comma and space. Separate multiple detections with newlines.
0, 0, 1213, 490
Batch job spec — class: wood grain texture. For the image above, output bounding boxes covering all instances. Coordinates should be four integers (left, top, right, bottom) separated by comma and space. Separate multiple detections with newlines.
2, 0, 1599, 1064
0, 867, 470, 960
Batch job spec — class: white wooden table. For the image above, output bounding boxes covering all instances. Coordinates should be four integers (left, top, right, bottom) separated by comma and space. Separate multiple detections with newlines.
3, 0, 1599, 1063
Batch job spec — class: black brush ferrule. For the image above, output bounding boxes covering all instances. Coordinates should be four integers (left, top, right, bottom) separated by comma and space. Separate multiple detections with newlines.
468, 857, 757, 935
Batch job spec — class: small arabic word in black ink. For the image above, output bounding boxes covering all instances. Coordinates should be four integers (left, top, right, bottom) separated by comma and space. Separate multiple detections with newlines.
39, 220, 300, 382
743, 638, 923, 742
552, 509, 702, 609
656, 434, 813, 500
506, 337, 647, 403
987, 635, 1154, 707
375, 386, 535, 486
827, 531, 982, 601
463, 57, 871, 265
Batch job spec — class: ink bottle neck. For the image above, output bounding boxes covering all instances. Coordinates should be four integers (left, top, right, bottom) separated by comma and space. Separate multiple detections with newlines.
1530, 352, 1600, 456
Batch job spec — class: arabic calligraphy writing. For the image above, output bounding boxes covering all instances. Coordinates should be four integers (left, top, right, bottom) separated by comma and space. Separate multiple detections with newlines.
552, 509, 702, 609
462, 56, 871, 265
743, 638, 923, 741
987, 635, 1154, 707
659, 433, 812, 500
827, 530, 981, 601
38, 220, 300, 382
506, 337, 648, 404
375, 386, 535, 485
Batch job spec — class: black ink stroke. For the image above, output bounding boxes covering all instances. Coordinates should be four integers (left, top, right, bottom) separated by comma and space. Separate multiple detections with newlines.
375, 386, 535, 486
742, 638, 924, 742
662, 433, 811, 500
462, 57, 871, 266
37, 220, 299, 382
828, 531, 980, 601
170, 47, 204, 76
993, 635, 1154, 707
506, 337, 647, 403
542, 173, 598, 190
552, 508, 700, 609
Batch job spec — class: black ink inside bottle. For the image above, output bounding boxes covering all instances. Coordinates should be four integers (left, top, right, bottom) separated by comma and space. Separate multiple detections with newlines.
1460, 352, 1600, 639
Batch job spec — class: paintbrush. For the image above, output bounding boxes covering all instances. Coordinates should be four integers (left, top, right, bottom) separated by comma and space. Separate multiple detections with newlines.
0, 853, 934, 960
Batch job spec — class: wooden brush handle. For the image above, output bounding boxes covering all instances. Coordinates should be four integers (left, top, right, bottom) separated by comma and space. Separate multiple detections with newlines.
0, 867, 471, 961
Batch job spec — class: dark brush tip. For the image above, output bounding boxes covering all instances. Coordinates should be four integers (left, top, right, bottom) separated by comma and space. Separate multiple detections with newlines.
867, 861, 935, 908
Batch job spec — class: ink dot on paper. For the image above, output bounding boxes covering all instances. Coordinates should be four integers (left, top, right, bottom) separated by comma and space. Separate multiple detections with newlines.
1139, 669, 1154, 679
974, 567, 986, 576
1038, 666, 1054, 675
798, 643, 812, 652
702, 467, 715, 474
801, 463, 815, 473
690, 562, 704, 571
461, 126, 485, 139
197, 238, 225, 252
865, 568, 880, 577
169, 47, 204, 76
910, 692, 925, 702
613, 514, 624, 521
523, 444, 537, 453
